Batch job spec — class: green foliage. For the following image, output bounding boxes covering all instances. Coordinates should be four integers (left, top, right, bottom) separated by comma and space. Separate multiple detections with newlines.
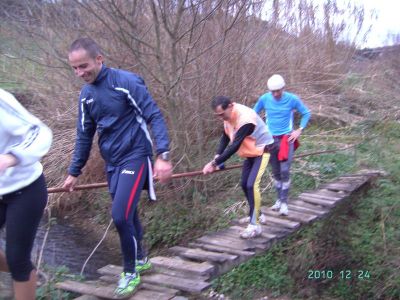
214, 120, 400, 299
322, 180, 400, 299
213, 247, 293, 299
144, 201, 198, 248
142, 187, 239, 250
36, 266, 81, 300
90, 191, 112, 225
342, 73, 364, 87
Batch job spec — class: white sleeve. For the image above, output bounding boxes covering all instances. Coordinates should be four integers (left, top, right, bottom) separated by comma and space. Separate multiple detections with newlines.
0, 89, 52, 166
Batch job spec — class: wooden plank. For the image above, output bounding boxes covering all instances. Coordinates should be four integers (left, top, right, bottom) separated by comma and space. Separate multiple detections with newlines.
260, 207, 317, 224
299, 192, 341, 201
336, 177, 369, 185
206, 232, 267, 249
289, 199, 328, 212
170, 244, 248, 277
321, 182, 359, 192
314, 189, 349, 198
342, 179, 369, 189
209, 227, 274, 245
339, 174, 367, 177
98, 260, 213, 280
200, 232, 271, 250
98, 265, 123, 276
140, 283, 179, 296
298, 195, 336, 208
56, 280, 134, 299
98, 265, 210, 287
212, 232, 273, 251
318, 187, 350, 194
73, 296, 100, 300
288, 203, 326, 217
150, 256, 214, 277
259, 215, 301, 229
196, 235, 258, 252
149, 268, 209, 281
353, 169, 386, 177
130, 289, 175, 300
335, 177, 367, 183
99, 276, 179, 297
230, 225, 277, 240
73, 288, 176, 300
188, 242, 255, 258
237, 217, 251, 225
142, 273, 210, 294
259, 224, 292, 239
300, 192, 343, 202
235, 215, 302, 231
169, 246, 238, 263
324, 183, 360, 191
338, 172, 373, 180
90, 274, 205, 299
100, 274, 121, 283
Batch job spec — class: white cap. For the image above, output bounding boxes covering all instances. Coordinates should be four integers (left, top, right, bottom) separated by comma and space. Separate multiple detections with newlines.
267, 74, 285, 91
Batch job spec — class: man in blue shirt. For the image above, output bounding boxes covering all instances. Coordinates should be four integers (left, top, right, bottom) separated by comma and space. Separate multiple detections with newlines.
254, 74, 311, 216
62, 38, 173, 297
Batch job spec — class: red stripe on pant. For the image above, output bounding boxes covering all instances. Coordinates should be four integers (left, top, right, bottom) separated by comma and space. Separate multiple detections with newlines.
125, 163, 145, 220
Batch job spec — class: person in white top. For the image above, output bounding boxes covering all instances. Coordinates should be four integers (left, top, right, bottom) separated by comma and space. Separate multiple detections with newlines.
0, 89, 52, 300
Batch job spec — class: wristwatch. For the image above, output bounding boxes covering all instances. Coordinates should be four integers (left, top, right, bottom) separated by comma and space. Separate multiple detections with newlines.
158, 151, 170, 161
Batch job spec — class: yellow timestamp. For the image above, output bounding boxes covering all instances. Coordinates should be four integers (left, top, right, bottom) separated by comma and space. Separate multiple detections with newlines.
307, 269, 371, 280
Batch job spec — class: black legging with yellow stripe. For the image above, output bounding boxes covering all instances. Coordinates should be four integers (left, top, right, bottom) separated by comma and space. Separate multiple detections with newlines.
241, 152, 270, 225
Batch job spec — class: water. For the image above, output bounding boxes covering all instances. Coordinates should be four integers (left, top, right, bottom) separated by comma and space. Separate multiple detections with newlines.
0, 216, 121, 280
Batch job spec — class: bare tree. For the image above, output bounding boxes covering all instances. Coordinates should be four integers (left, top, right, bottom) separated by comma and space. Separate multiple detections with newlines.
1, 0, 369, 201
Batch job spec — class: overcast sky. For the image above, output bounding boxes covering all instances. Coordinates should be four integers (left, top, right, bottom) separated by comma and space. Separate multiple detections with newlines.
262, 0, 400, 48
360, 0, 400, 47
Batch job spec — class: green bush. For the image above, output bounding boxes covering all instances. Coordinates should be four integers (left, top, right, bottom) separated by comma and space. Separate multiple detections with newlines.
36, 266, 81, 300
214, 121, 400, 299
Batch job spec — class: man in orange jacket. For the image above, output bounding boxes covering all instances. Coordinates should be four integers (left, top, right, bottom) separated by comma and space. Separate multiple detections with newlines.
203, 96, 274, 239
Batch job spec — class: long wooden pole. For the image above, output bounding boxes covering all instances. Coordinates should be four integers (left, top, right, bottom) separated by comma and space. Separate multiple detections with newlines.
47, 144, 357, 194
46, 164, 242, 193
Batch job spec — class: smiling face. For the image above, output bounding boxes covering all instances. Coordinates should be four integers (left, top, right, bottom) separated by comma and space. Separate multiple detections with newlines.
68, 48, 103, 84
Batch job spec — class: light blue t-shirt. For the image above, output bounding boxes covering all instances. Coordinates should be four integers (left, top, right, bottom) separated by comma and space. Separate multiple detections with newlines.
254, 91, 311, 136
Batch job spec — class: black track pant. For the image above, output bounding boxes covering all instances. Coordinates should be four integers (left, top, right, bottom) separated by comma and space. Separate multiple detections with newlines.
241, 153, 270, 224
0, 174, 47, 281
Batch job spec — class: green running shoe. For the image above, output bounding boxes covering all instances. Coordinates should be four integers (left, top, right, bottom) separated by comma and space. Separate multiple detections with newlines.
114, 272, 140, 297
136, 257, 152, 273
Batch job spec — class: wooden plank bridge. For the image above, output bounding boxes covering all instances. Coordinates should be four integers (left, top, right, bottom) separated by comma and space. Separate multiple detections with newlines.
56, 169, 383, 300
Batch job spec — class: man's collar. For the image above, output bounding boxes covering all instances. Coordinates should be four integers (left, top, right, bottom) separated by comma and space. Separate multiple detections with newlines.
93, 64, 107, 84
